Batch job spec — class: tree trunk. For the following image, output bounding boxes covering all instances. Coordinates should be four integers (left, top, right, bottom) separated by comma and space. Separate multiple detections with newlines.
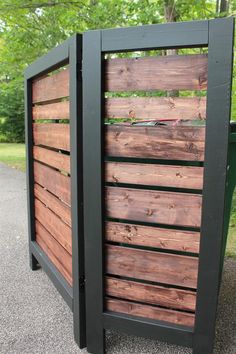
164, 0, 179, 97
219, 0, 230, 14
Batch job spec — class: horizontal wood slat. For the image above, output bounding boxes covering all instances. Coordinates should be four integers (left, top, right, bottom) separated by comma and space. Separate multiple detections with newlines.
106, 244, 198, 288
34, 162, 71, 204
35, 199, 72, 254
105, 97, 207, 120
105, 221, 200, 253
106, 277, 196, 312
106, 187, 202, 228
36, 221, 72, 285
105, 54, 207, 92
105, 161, 204, 190
106, 298, 195, 327
34, 183, 71, 227
33, 101, 69, 120
33, 146, 70, 173
32, 68, 69, 103
33, 123, 70, 151
105, 125, 205, 161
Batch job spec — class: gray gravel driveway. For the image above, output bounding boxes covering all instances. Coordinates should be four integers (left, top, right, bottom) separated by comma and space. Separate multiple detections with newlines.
0, 163, 235, 353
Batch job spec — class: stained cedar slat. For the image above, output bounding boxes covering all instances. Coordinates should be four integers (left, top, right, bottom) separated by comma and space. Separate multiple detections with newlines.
33, 146, 70, 173
105, 221, 200, 253
106, 244, 198, 288
34, 161, 71, 204
105, 161, 204, 190
106, 186, 202, 228
105, 54, 207, 92
33, 101, 69, 120
36, 221, 72, 285
32, 68, 69, 103
105, 97, 207, 120
105, 125, 205, 161
34, 183, 71, 227
106, 277, 196, 312
35, 199, 72, 254
106, 298, 195, 327
33, 123, 70, 151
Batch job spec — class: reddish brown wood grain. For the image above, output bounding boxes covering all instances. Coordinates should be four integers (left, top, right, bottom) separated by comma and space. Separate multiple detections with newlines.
33, 146, 70, 173
106, 277, 196, 311
34, 161, 71, 205
105, 221, 200, 253
32, 68, 69, 103
105, 97, 207, 120
35, 198, 72, 254
105, 161, 204, 190
33, 101, 69, 120
33, 123, 70, 151
34, 183, 71, 227
105, 125, 205, 161
106, 186, 202, 228
106, 244, 198, 288
105, 54, 207, 92
106, 298, 195, 327
36, 221, 72, 285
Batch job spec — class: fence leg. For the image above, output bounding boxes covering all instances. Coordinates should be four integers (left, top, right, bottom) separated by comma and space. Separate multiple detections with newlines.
87, 328, 105, 354
29, 252, 38, 271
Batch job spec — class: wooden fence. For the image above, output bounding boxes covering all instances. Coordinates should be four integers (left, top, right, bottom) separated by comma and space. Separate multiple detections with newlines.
25, 18, 235, 354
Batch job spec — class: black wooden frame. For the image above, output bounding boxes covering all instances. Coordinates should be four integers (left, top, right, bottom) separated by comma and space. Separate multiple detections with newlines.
83, 18, 234, 354
25, 34, 86, 348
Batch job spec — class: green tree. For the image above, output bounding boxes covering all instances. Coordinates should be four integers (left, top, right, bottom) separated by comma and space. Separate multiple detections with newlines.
0, 0, 235, 142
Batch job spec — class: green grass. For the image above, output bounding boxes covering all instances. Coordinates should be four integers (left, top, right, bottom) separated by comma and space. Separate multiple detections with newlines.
0, 142, 236, 258
0, 143, 26, 171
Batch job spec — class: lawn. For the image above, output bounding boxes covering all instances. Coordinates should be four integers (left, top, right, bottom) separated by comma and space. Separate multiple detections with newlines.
0, 142, 235, 259
0, 143, 26, 171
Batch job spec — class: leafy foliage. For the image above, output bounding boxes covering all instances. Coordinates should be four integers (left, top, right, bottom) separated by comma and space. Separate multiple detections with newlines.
0, 0, 235, 141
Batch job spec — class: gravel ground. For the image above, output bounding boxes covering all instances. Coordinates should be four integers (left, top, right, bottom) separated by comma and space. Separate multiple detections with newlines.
0, 162, 235, 354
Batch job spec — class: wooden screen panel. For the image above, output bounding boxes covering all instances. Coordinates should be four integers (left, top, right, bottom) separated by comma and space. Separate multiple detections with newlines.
36, 221, 72, 285
33, 123, 70, 151
105, 221, 200, 253
106, 277, 196, 312
105, 54, 207, 92
106, 186, 202, 228
105, 97, 207, 120
32, 68, 69, 103
105, 161, 204, 190
35, 198, 72, 254
106, 245, 198, 289
34, 183, 71, 227
105, 125, 205, 161
34, 162, 71, 204
33, 101, 69, 120
106, 298, 195, 327
33, 146, 70, 173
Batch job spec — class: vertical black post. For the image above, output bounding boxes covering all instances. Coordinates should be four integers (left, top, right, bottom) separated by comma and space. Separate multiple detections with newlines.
24, 78, 38, 270
193, 18, 234, 354
83, 30, 105, 354
69, 34, 86, 349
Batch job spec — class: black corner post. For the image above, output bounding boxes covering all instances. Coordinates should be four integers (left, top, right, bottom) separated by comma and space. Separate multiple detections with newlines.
83, 29, 105, 354
25, 35, 86, 348
24, 75, 38, 271
69, 34, 87, 349
193, 17, 235, 354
